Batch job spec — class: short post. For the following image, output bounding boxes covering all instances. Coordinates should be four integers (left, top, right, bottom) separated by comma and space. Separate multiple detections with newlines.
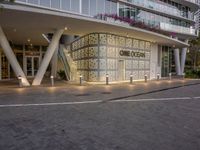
18, 75, 22, 88
157, 73, 160, 81
130, 74, 133, 84
79, 74, 83, 86
144, 74, 148, 83
183, 73, 185, 80
106, 74, 109, 85
50, 75, 54, 87
169, 73, 172, 80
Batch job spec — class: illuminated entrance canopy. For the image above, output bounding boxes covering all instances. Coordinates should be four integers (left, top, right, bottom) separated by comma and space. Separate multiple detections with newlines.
119, 50, 146, 58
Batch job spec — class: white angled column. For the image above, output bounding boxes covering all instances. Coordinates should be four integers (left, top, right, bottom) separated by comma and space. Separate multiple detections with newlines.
181, 47, 187, 75
0, 26, 30, 86
51, 46, 58, 78
174, 48, 181, 76
32, 29, 64, 85
180, 40, 188, 75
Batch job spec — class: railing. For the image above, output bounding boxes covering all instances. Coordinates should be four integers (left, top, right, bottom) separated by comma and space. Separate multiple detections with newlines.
96, 14, 197, 36
184, 0, 200, 5
160, 22, 196, 35
120, 0, 195, 20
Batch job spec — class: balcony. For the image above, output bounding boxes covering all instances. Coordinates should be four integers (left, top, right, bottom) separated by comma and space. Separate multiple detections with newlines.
119, 0, 195, 21
160, 22, 196, 36
95, 14, 198, 37
184, 0, 199, 5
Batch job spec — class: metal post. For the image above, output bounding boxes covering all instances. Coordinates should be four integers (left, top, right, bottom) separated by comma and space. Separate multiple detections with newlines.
130, 74, 133, 84
80, 74, 82, 86
106, 74, 109, 85
50, 75, 54, 86
157, 73, 160, 81
145, 74, 147, 83
169, 73, 172, 80
18, 75, 22, 88
183, 73, 185, 80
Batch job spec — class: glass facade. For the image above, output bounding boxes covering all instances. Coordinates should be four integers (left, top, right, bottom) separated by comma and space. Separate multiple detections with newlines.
16, 0, 197, 36
161, 46, 174, 77
124, 0, 195, 20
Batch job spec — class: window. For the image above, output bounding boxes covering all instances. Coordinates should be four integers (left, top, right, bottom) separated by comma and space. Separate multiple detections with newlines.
97, 0, 105, 14
51, 0, 60, 9
40, 0, 50, 7
71, 0, 80, 13
82, 0, 89, 15
61, 0, 70, 11
90, 0, 96, 16
28, 0, 38, 4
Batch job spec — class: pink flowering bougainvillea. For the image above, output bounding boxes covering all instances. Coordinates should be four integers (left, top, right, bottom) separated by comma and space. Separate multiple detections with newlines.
94, 13, 176, 37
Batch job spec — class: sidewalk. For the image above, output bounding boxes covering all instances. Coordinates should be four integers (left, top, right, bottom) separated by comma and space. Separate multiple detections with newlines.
0, 78, 200, 105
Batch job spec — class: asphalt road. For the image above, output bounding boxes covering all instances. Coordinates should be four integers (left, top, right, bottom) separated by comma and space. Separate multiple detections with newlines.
0, 83, 200, 150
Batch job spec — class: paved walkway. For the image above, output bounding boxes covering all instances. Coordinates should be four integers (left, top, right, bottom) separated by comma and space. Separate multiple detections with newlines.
0, 78, 200, 105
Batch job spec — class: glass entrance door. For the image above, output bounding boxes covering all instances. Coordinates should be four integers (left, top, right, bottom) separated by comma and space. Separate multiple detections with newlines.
26, 56, 40, 77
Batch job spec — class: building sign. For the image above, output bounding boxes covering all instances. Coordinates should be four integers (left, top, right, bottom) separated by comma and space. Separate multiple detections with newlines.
119, 50, 145, 58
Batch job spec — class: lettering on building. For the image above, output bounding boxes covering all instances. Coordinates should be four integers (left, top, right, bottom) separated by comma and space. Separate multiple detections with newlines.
119, 50, 145, 58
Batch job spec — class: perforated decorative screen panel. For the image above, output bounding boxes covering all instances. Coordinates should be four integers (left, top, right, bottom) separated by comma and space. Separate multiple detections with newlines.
71, 33, 151, 82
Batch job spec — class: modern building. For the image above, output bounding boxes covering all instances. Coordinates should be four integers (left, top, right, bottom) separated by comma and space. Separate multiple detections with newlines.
0, 0, 199, 86
195, 9, 200, 30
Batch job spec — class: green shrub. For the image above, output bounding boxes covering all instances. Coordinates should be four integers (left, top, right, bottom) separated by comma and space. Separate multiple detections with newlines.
185, 70, 200, 79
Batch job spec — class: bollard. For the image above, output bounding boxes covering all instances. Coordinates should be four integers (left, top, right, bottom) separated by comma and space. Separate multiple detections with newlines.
18, 75, 22, 88
144, 74, 147, 83
157, 73, 160, 81
183, 73, 185, 80
130, 74, 133, 84
50, 76, 54, 87
106, 74, 109, 85
169, 73, 172, 80
79, 74, 83, 86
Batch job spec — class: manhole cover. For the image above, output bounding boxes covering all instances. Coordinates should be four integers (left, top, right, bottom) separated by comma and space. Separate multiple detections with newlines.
75, 93, 90, 97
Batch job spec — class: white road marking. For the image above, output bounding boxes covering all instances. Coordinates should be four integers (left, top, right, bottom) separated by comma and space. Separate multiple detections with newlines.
110, 97, 192, 103
0, 97, 197, 108
193, 97, 200, 99
0, 100, 103, 108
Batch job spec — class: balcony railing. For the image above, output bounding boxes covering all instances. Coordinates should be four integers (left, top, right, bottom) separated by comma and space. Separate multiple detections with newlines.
160, 22, 196, 35
95, 14, 197, 36
184, 0, 200, 5
120, 0, 195, 21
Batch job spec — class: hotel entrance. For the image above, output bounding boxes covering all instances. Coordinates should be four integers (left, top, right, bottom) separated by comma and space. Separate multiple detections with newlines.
118, 60, 125, 81
25, 56, 40, 77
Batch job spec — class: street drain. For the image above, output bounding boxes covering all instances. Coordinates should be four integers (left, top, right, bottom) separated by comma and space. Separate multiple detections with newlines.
75, 93, 90, 97
101, 92, 112, 94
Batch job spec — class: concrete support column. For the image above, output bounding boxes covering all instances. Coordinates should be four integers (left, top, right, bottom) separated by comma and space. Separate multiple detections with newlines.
181, 47, 187, 75
0, 50, 1, 80
174, 48, 181, 76
51, 46, 58, 78
32, 29, 64, 85
0, 26, 30, 86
